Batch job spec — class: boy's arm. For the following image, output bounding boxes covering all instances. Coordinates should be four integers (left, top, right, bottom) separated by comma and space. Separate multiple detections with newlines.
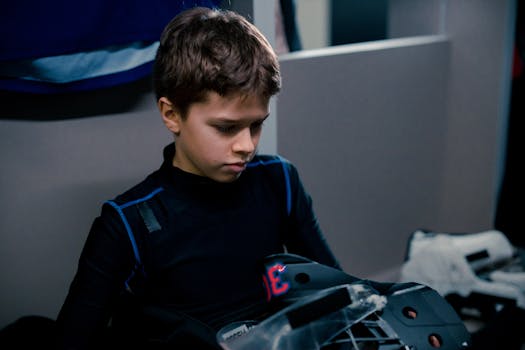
56, 204, 135, 349
282, 163, 342, 270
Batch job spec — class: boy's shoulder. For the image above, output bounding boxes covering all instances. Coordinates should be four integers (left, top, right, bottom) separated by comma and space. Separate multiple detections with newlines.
248, 154, 292, 168
107, 170, 164, 208
248, 154, 297, 216
248, 154, 297, 178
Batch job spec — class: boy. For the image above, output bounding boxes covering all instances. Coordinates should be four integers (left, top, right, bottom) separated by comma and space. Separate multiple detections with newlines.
56, 6, 340, 349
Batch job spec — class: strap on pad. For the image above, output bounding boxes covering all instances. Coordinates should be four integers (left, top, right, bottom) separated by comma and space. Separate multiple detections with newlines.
137, 201, 162, 233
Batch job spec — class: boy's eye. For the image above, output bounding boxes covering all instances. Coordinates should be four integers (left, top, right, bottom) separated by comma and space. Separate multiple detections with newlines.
213, 120, 265, 135
215, 124, 237, 134
250, 120, 264, 132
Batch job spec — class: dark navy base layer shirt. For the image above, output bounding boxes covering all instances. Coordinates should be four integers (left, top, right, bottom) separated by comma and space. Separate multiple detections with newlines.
57, 143, 340, 349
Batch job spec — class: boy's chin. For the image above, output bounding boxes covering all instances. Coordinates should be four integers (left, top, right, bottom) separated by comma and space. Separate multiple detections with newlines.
211, 171, 244, 183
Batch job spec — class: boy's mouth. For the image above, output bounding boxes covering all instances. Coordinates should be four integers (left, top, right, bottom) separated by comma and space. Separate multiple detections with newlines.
225, 162, 247, 173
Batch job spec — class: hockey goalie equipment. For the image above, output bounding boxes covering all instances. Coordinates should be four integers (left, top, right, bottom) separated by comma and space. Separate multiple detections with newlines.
217, 254, 471, 350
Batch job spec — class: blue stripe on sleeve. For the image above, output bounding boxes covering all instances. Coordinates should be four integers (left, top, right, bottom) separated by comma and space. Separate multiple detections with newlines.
105, 187, 164, 265
248, 157, 292, 216
278, 157, 292, 216
106, 200, 142, 265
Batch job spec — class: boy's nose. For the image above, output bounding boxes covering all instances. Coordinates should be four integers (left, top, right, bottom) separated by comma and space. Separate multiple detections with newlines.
232, 128, 256, 155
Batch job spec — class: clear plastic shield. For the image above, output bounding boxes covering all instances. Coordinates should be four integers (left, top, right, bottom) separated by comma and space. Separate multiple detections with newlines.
217, 284, 387, 350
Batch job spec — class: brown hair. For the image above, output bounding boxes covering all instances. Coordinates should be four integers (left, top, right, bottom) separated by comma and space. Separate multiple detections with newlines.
153, 6, 281, 117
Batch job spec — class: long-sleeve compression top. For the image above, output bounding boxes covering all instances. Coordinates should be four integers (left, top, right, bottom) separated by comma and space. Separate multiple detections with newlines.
56, 143, 340, 349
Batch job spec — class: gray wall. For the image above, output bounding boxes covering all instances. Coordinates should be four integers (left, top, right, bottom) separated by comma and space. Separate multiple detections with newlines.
437, 0, 515, 229
388, 0, 447, 37
388, 0, 516, 233
277, 0, 515, 279
0, 87, 172, 328
277, 36, 450, 278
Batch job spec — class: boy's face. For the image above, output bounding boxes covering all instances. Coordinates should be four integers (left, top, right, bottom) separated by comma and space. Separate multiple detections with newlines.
160, 92, 270, 183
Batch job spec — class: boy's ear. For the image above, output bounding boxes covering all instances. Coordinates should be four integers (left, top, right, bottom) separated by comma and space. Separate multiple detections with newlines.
158, 97, 181, 134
